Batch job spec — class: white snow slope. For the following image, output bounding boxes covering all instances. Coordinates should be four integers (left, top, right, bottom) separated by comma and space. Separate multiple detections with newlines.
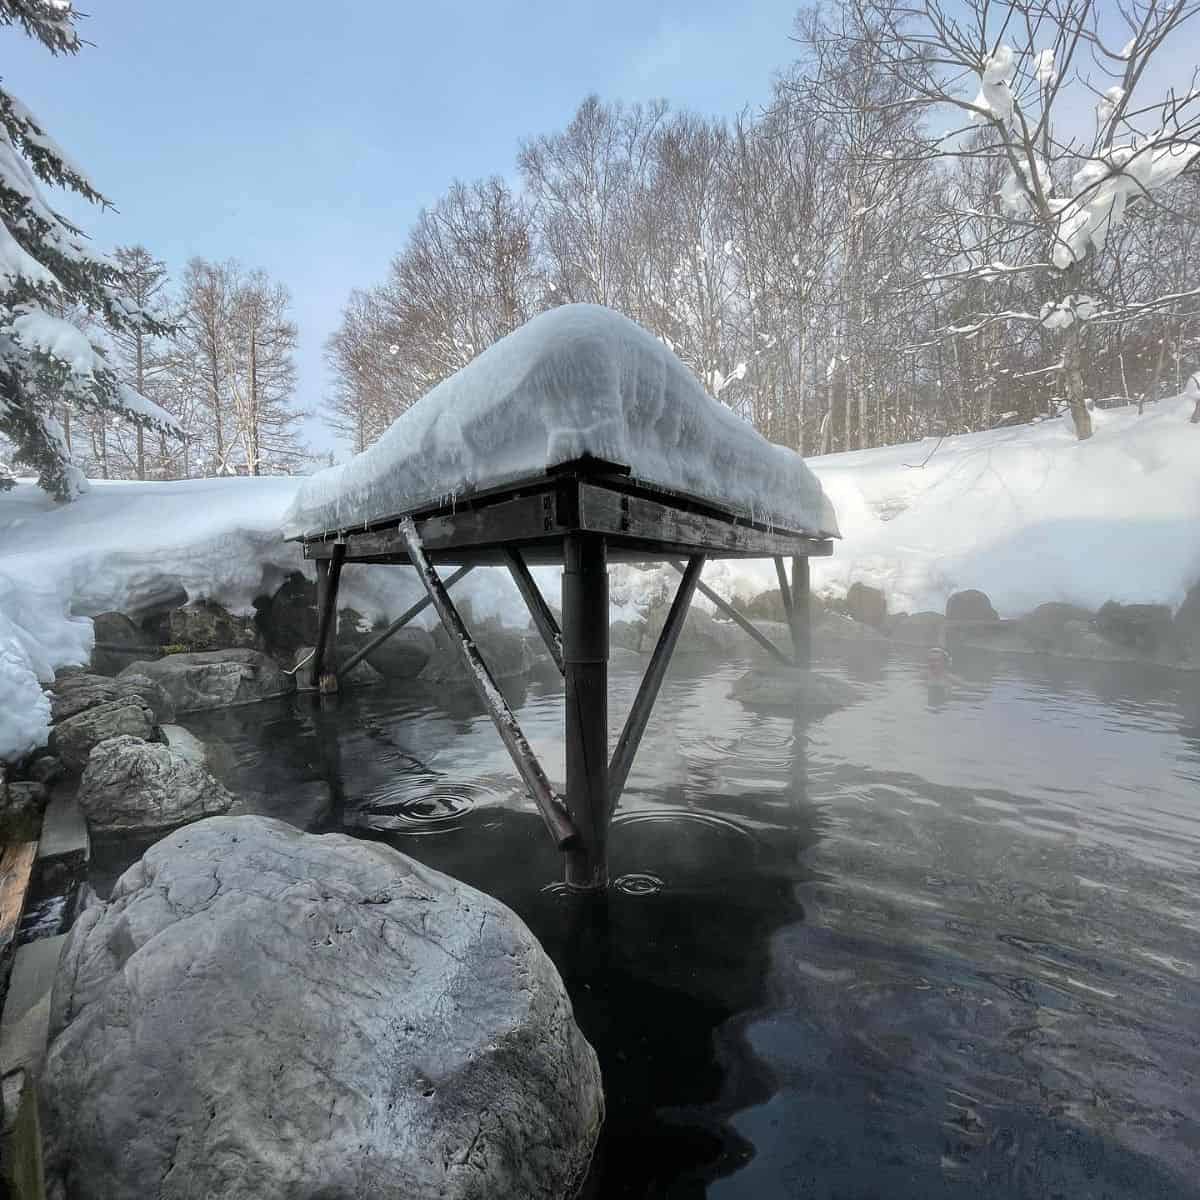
283, 304, 839, 542
0, 478, 305, 761
2, 393, 1197, 762
806, 394, 1200, 616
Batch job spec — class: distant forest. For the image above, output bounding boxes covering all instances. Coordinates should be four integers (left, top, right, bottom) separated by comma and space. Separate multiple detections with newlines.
14, 0, 1198, 486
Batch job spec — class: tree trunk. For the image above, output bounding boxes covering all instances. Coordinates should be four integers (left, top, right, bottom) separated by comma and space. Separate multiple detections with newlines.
1062, 323, 1093, 440
135, 333, 145, 480
248, 331, 259, 475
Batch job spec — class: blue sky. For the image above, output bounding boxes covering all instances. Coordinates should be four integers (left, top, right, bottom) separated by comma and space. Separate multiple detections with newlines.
4, 0, 803, 457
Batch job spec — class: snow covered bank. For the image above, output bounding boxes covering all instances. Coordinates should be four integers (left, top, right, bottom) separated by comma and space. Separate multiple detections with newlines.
0, 476, 565, 760
0, 478, 304, 760
2, 393, 1197, 760
807, 394, 1200, 616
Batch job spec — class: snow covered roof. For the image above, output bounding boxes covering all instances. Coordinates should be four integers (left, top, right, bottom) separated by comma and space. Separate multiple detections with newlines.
284, 304, 839, 542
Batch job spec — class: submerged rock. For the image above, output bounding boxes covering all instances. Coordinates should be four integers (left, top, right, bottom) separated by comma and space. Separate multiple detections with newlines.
119, 649, 294, 713
43, 815, 603, 1200
51, 697, 158, 772
731, 666, 862, 712
76, 734, 233, 833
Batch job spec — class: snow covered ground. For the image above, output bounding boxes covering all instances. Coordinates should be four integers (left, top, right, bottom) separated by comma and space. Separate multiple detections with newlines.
806, 393, 1200, 616
2, 393, 1197, 761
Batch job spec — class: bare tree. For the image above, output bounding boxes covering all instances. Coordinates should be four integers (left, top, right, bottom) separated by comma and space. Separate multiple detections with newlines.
844, 0, 1200, 438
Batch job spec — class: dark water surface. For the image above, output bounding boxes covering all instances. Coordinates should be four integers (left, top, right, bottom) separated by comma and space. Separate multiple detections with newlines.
93, 643, 1200, 1198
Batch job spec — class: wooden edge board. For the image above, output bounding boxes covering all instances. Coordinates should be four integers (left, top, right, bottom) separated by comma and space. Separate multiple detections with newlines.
0, 842, 39, 956
295, 462, 837, 550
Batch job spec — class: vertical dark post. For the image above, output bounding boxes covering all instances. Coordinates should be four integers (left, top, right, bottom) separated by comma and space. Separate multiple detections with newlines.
311, 544, 345, 693
562, 532, 609, 892
789, 554, 812, 669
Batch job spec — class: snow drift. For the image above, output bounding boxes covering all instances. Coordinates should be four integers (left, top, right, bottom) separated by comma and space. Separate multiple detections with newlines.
282, 304, 839, 542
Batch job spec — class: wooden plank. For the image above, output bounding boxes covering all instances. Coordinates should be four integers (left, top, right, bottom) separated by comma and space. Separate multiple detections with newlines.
398, 517, 579, 851
305, 491, 560, 561
0, 842, 38, 957
578, 482, 829, 559
609, 554, 705, 813
304, 479, 834, 563
503, 549, 563, 675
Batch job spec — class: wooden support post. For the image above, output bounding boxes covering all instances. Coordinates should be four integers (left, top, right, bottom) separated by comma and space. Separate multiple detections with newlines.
398, 518, 578, 850
789, 554, 812, 668
337, 564, 473, 679
562, 532, 610, 892
310, 543, 346, 693
609, 554, 704, 813
669, 562, 793, 667
503, 548, 564, 674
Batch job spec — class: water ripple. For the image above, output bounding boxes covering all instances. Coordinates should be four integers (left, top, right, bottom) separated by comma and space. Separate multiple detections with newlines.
355, 780, 491, 834
614, 871, 666, 896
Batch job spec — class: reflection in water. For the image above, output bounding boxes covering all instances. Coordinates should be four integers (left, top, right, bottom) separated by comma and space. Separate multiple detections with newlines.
112, 647, 1199, 1198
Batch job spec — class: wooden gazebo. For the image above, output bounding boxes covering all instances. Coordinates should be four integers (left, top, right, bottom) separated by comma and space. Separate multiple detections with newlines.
297, 455, 832, 891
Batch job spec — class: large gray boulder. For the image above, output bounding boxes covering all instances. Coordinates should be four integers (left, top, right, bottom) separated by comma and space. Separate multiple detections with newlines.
1174, 582, 1200, 662
1096, 601, 1173, 654
88, 612, 162, 676
1016, 603, 1095, 653
888, 611, 946, 647
76, 734, 233, 834
846, 582, 887, 628
119, 649, 294, 713
164, 600, 260, 652
254, 571, 318, 658
421, 622, 554, 687
365, 626, 435, 679
43, 816, 603, 1200
51, 697, 158, 772
945, 589, 998, 622
49, 672, 175, 725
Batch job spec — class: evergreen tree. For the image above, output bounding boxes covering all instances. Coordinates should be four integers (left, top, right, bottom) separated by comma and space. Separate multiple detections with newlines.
0, 0, 179, 498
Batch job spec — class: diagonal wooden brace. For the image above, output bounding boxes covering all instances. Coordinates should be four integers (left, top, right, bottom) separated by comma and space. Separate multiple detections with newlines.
608, 554, 705, 814
503, 548, 564, 674
669, 561, 794, 666
338, 564, 473, 679
399, 517, 579, 850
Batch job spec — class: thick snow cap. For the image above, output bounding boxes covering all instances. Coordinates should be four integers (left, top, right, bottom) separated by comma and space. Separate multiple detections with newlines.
284, 304, 839, 541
